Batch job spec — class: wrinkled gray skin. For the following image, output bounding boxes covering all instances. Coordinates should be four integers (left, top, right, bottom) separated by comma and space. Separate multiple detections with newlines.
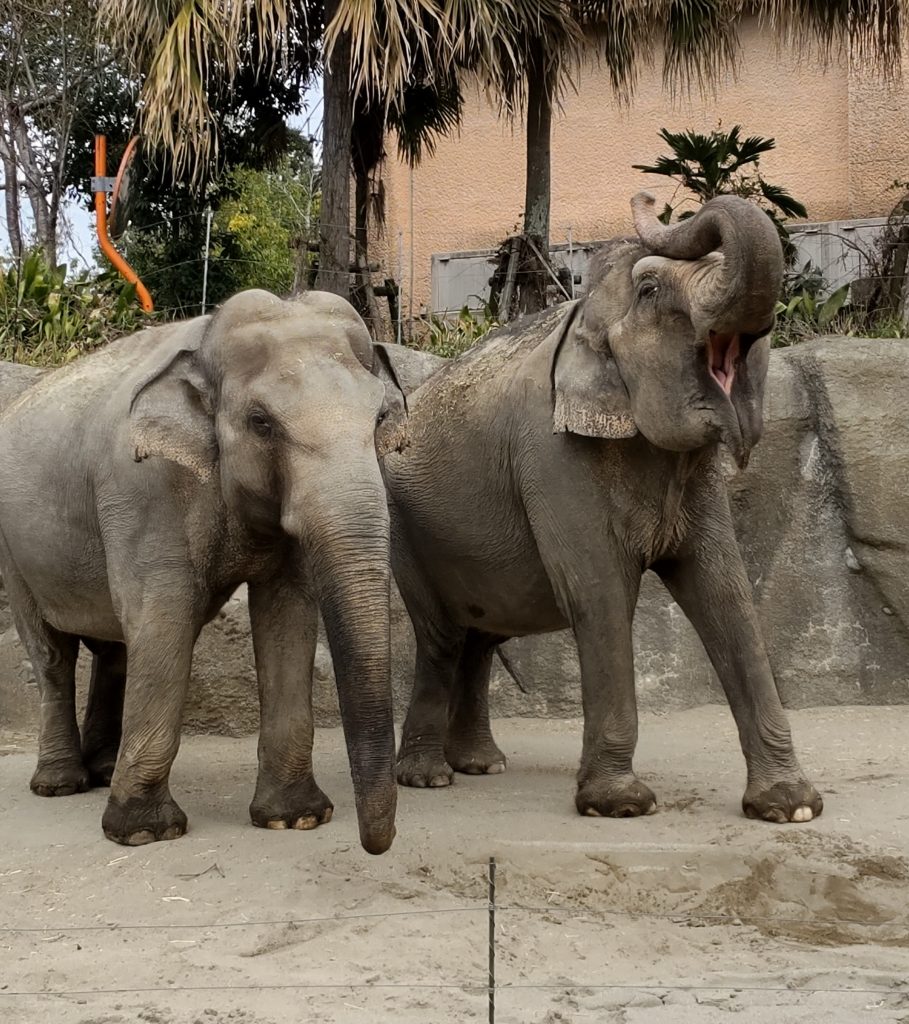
0, 290, 399, 853
379, 192, 823, 825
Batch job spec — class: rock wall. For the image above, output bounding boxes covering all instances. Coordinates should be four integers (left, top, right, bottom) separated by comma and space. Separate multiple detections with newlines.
1, 337, 907, 736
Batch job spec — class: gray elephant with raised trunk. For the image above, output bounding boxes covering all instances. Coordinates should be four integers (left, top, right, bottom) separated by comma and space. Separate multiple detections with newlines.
0, 289, 399, 853
379, 192, 823, 825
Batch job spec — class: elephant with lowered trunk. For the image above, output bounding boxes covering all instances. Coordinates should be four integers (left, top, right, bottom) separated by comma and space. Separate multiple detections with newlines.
379, 192, 823, 824
0, 289, 400, 853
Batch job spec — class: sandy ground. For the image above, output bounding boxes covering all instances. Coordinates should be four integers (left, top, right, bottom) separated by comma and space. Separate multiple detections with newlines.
1, 706, 908, 1024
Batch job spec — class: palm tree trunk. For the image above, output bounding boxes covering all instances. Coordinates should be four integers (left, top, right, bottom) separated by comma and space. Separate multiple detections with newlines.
315, 0, 352, 299
352, 160, 384, 339
521, 38, 553, 314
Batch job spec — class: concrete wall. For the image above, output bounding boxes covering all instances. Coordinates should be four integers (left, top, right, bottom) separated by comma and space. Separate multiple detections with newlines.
373, 18, 909, 319
2, 337, 907, 738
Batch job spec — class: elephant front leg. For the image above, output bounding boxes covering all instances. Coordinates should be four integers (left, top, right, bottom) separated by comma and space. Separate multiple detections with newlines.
247, 577, 333, 831
572, 574, 657, 818
657, 530, 823, 824
102, 608, 196, 845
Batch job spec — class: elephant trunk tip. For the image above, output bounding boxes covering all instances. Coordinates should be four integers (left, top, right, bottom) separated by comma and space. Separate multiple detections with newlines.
360, 822, 396, 855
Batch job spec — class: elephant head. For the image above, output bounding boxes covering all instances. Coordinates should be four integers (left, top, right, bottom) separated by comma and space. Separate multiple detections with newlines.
128, 289, 400, 854
553, 192, 784, 467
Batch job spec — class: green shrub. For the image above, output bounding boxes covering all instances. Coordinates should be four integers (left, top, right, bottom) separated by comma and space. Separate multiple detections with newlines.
0, 252, 150, 366
634, 125, 807, 264
415, 303, 499, 359
771, 260, 908, 346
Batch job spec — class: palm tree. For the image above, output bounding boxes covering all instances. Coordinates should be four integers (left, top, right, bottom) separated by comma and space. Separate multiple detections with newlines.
99, 0, 908, 309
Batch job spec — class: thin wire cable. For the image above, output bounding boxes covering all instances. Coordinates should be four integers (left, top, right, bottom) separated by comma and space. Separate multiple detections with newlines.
0, 905, 487, 935
1, 981, 905, 999
2, 899, 905, 936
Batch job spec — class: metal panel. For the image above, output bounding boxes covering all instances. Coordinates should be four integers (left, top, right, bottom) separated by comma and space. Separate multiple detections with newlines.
430, 218, 893, 315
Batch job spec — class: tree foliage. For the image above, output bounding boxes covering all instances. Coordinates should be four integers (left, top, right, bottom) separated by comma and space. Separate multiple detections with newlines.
634, 124, 807, 261
124, 138, 317, 316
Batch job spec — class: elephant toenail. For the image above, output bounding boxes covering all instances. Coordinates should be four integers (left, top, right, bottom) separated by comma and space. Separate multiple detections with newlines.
293, 816, 318, 830
584, 807, 602, 817
266, 819, 288, 830
127, 830, 156, 846
487, 763, 506, 774
429, 775, 449, 788
792, 806, 813, 822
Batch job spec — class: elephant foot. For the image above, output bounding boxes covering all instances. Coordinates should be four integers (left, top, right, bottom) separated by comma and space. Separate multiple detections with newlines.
743, 778, 823, 824
82, 745, 119, 788
250, 775, 334, 831
446, 736, 507, 776
102, 790, 188, 845
576, 775, 658, 818
30, 757, 90, 797
396, 748, 453, 789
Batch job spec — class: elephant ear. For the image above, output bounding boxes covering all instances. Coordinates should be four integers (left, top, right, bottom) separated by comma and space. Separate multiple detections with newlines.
373, 342, 447, 398
371, 343, 448, 458
128, 319, 217, 479
551, 305, 637, 440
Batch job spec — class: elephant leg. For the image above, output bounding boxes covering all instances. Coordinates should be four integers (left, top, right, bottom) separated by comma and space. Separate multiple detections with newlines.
571, 570, 657, 818
0, 553, 87, 797
445, 630, 506, 776
656, 531, 823, 824
102, 601, 197, 846
247, 575, 333, 831
397, 624, 465, 789
80, 640, 127, 788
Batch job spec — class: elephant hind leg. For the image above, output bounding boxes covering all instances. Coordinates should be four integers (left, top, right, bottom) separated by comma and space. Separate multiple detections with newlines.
445, 630, 507, 776
80, 639, 127, 788
396, 619, 466, 790
0, 556, 86, 796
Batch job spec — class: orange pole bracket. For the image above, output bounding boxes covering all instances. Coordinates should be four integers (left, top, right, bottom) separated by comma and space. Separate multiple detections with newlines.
94, 135, 154, 313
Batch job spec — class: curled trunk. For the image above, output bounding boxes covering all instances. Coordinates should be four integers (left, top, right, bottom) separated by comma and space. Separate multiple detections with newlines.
631, 192, 784, 334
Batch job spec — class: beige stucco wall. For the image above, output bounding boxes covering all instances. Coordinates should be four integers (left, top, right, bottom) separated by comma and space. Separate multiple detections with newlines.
372, 18, 908, 320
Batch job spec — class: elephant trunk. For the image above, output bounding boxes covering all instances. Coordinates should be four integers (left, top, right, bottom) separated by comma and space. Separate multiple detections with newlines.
284, 475, 397, 855
631, 191, 784, 335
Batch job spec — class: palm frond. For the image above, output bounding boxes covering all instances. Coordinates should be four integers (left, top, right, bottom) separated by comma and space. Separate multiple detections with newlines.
573, 0, 654, 101
660, 0, 742, 96
387, 73, 463, 164
98, 0, 294, 183
761, 0, 907, 77
325, 0, 580, 115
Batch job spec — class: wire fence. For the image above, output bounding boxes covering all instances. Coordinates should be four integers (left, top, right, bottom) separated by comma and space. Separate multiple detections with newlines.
2, 857, 907, 1015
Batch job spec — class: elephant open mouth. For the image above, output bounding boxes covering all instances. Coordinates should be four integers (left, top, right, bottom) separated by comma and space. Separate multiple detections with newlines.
708, 330, 740, 395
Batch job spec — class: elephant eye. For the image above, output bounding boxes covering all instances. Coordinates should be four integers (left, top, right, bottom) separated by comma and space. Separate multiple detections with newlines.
637, 279, 659, 299
247, 410, 273, 438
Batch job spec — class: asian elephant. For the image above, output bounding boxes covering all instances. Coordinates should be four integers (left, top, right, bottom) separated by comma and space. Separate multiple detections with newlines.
379, 192, 823, 825
0, 289, 399, 853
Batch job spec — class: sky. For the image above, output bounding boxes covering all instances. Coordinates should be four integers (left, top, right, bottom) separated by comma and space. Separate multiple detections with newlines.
57, 78, 324, 271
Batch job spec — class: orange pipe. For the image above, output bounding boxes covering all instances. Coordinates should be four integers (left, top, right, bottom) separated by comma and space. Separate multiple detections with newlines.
94, 135, 154, 313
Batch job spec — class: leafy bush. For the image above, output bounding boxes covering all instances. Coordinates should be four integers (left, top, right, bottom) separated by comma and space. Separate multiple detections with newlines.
0, 252, 150, 366
771, 260, 909, 346
124, 152, 316, 318
415, 303, 498, 359
634, 125, 807, 263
